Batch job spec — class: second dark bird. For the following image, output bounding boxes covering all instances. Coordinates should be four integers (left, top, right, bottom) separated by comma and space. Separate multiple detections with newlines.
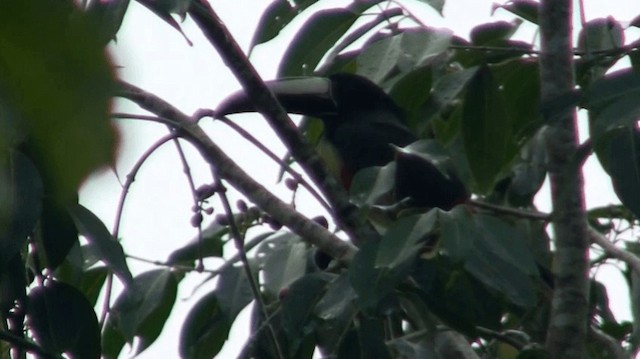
216, 73, 469, 210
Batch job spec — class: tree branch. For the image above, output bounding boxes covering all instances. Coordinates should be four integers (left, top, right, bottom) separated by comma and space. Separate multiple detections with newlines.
187, 0, 380, 246
116, 80, 357, 264
539, 1, 590, 357
590, 228, 640, 275
470, 200, 551, 221
0, 330, 62, 359
588, 325, 627, 359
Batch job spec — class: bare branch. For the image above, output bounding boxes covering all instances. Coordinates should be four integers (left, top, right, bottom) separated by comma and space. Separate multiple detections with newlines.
590, 228, 640, 275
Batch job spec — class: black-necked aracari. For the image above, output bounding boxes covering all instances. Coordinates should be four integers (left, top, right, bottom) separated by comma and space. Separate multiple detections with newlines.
216, 73, 469, 210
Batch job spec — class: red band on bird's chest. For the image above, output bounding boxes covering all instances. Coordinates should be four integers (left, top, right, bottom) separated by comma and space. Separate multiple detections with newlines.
340, 168, 353, 190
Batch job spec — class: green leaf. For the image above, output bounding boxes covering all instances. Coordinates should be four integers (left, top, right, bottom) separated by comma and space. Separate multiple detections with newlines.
166, 222, 226, 265
439, 208, 476, 262
250, 0, 295, 49
56, 256, 109, 307
349, 239, 412, 313
376, 211, 438, 269
315, 273, 356, 322
349, 162, 396, 206
576, 17, 625, 85
462, 66, 517, 193
180, 266, 253, 359
493, 0, 539, 24
583, 69, 640, 112
518, 347, 551, 358
474, 215, 540, 276
387, 338, 437, 358
322, 8, 404, 72
85, 0, 131, 44
412, 258, 503, 335
597, 127, 640, 219
0, 151, 43, 268
281, 273, 332, 353
137, 0, 192, 44
179, 292, 229, 359
355, 316, 390, 359
491, 58, 543, 144
578, 17, 624, 55
497, 133, 548, 207
262, 238, 310, 298
430, 68, 479, 111
278, 7, 362, 77
215, 265, 254, 319
590, 280, 616, 324
0, 255, 27, 315
249, 0, 318, 51
102, 320, 127, 359
470, 20, 520, 46
78, 266, 109, 306
0, 1, 117, 201
109, 269, 179, 354
591, 92, 640, 138
416, 0, 444, 15
38, 198, 79, 270
440, 210, 538, 307
425, 67, 479, 138
388, 66, 433, 127
357, 27, 452, 83
68, 204, 133, 285
314, 273, 358, 355
28, 281, 101, 359
316, 50, 359, 75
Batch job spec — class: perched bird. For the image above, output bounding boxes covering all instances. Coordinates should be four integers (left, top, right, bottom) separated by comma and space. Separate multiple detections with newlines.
216, 73, 468, 210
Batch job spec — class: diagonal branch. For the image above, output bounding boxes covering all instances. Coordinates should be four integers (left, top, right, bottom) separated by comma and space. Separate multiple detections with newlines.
590, 228, 640, 275
116, 80, 357, 264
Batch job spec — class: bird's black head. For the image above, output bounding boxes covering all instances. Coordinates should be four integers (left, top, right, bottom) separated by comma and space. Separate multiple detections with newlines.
327, 73, 403, 118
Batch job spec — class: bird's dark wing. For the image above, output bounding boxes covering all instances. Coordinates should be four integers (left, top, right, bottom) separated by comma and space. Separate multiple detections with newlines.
325, 110, 416, 173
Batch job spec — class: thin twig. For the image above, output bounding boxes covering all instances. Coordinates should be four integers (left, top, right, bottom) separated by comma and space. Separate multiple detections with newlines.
216, 178, 285, 359
476, 327, 527, 351
171, 136, 206, 271
0, 330, 62, 359
236, 307, 284, 359
195, 110, 332, 214
449, 44, 540, 55
125, 254, 215, 273
388, 0, 429, 28
322, 7, 405, 71
590, 228, 640, 275
470, 200, 552, 221
100, 114, 177, 326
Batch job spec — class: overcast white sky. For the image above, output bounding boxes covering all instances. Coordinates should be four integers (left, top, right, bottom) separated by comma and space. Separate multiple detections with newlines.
79, 0, 640, 357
